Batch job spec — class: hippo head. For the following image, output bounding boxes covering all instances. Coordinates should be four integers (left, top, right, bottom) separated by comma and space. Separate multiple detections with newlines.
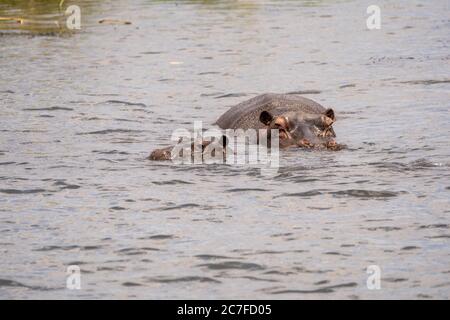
259, 109, 342, 150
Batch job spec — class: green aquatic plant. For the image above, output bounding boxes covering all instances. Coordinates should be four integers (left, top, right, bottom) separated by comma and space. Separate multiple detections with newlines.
0, 0, 93, 35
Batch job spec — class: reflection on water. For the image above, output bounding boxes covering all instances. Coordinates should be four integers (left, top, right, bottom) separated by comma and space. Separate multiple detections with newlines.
0, 0, 449, 299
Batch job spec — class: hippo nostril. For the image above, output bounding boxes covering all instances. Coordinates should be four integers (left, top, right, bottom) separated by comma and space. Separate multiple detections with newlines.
326, 139, 342, 150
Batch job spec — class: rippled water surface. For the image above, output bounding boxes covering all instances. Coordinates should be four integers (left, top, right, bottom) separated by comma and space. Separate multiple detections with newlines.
1, 0, 449, 299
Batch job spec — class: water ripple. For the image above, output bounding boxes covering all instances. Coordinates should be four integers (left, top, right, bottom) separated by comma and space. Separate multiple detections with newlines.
270, 282, 358, 295
197, 261, 265, 271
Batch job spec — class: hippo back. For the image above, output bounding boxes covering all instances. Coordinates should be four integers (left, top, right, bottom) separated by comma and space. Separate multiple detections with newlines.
215, 93, 327, 130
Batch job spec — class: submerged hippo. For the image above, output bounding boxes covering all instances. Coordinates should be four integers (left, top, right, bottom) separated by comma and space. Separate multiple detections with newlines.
149, 93, 342, 160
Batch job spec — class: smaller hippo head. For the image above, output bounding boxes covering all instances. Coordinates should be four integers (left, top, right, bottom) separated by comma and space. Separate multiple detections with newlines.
259, 108, 341, 149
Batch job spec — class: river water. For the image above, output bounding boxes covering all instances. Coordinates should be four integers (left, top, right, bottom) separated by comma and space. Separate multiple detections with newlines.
0, 0, 449, 299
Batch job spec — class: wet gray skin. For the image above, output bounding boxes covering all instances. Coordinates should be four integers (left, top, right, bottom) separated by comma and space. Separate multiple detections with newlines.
150, 93, 341, 159
216, 93, 339, 149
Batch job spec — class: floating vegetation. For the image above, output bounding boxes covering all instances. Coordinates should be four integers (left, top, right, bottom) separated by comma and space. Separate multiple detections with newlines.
0, 14, 66, 34
0, 17, 24, 24
0, 0, 86, 35
98, 19, 132, 25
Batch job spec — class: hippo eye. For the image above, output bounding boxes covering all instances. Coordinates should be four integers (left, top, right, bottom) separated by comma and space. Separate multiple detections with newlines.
274, 123, 286, 131
275, 126, 288, 139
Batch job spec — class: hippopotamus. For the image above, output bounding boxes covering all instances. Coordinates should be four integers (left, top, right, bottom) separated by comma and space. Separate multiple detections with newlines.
149, 93, 342, 161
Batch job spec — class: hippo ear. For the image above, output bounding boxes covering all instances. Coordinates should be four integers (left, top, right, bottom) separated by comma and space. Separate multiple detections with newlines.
324, 108, 335, 121
219, 135, 228, 148
259, 110, 273, 125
